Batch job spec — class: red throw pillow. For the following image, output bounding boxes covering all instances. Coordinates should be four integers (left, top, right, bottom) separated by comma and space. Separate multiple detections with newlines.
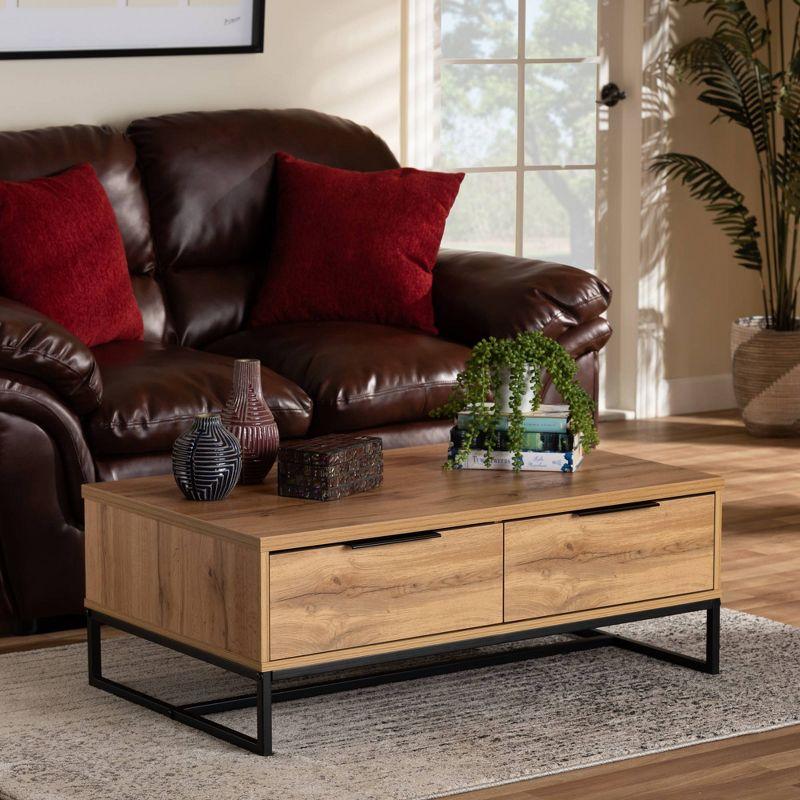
250, 153, 464, 335
0, 163, 143, 348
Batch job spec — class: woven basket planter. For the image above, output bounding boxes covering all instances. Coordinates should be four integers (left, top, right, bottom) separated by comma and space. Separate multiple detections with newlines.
731, 316, 800, 437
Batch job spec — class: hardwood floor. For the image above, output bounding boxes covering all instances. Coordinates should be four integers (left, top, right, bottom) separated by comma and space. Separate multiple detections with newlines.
453, 410, 800, 799
0, 623, 124, 656
2, 410, 800, 797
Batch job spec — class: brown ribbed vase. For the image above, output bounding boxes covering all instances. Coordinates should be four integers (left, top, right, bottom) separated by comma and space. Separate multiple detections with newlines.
222, 359, 280, 484
732, 316, 800, 437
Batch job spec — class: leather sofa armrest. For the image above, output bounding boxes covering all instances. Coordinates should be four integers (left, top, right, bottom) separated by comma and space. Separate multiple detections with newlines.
0, 370, 95, 520
0, 370, 95, 498
0, 370, 94, 623
433, 249, 612, 347
0, 297, 102, 415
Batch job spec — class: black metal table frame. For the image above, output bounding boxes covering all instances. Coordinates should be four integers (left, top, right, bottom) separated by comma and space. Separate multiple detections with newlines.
87, 598, 721, 757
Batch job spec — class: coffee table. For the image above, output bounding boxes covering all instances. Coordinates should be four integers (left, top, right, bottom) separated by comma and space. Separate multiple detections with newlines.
82, 445, 723, 756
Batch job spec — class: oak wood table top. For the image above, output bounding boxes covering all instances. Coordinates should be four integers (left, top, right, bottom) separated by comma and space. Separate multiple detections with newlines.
82, 444, 723, 551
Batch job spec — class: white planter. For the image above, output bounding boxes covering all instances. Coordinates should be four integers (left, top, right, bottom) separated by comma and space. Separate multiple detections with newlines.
495, 366, 537, 414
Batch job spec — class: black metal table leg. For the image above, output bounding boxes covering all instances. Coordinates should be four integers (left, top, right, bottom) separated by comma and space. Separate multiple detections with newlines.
706, 598, 721, 675
577, 598, 722, 675
256, 671, 272, 756
87, 610, 102, 679
86, 599, 721, 756
86, 610, 273, 756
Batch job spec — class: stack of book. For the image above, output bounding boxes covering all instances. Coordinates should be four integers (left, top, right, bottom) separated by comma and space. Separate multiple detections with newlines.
447, 403, 583, 472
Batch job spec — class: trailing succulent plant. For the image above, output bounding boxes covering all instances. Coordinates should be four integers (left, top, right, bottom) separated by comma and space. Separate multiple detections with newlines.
432, 331, 599, 471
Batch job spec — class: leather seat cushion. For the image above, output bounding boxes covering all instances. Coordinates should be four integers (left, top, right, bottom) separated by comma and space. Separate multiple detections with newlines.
93, 421, 454, 482
352, 420, 453, 450
87, 341, 312, 455
207, 322, 471, 433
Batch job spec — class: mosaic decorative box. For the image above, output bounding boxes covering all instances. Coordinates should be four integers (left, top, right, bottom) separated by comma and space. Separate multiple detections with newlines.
277, 434, 383, 501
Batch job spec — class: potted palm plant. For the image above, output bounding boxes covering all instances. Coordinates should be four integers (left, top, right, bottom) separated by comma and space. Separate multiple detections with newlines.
652, 0, 800, 436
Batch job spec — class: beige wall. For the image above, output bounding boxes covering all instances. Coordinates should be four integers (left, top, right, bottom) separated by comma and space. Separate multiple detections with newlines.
0, 0, 402, 154
0, 0, 766, 407
659, 3, 763, 381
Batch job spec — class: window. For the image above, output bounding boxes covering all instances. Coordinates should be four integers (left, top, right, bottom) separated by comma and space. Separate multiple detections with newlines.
427, 0, 599, 269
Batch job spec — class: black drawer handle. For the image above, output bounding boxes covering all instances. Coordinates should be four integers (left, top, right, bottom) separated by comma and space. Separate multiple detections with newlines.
573, 500, 661, 517
346, 531, 442, 549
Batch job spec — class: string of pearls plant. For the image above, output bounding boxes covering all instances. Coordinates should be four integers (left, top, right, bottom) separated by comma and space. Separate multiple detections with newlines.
432, 331, 599, 471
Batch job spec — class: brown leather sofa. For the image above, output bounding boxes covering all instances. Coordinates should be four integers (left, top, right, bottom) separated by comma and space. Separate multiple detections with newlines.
0, 108, 612, 634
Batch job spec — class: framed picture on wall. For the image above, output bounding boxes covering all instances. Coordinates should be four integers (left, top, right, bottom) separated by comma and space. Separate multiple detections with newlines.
0, 0, 264, 59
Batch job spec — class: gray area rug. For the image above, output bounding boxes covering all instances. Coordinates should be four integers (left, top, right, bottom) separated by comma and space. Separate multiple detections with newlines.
1, 609, 799, 800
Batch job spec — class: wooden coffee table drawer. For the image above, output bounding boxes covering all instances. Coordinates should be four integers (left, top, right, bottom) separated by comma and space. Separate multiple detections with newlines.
504, 494, 716, 622
269, 523, 503, 660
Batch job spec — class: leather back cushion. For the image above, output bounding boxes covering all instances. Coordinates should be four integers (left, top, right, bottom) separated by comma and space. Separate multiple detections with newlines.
127, 108, 400, 348
0, 124, 166, 342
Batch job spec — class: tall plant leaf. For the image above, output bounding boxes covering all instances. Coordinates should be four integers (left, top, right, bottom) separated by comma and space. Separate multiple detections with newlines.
780, 70, 800, 194
656, 0, 800, 330
780, 82, 800, 120
684, 0, 769, 55
651, 153, 763, 270
783, 172, 800, 217
672, 37, 773, 152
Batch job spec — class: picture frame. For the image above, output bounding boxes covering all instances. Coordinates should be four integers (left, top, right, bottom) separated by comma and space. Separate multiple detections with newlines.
0, 0, 265, 60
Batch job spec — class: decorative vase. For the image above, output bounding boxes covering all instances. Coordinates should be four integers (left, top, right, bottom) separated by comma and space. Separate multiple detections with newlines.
172, 413, 242, 501
495, 366, 537, 414
731, 316, 800, 437
221, 359, 280, 484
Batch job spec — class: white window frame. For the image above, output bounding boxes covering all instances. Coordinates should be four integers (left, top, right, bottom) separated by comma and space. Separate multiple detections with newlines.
403, 0, 601, 262
404, 0, 651, 420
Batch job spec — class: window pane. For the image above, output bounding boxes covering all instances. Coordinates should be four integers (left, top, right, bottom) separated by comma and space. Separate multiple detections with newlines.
523, 169, 595, 269
441, 0, 518, 58
526, 0, 597, 58
440, 63, 517, 168
524, 63, 596, 166
443, 171, 516, 255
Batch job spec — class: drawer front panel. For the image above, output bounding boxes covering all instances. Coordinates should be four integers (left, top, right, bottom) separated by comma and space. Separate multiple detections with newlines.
269, 523, 503, 660
504, 494, 715, 622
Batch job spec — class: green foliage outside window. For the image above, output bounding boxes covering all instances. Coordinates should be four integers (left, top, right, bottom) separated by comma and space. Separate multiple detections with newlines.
440, 0, 597, 265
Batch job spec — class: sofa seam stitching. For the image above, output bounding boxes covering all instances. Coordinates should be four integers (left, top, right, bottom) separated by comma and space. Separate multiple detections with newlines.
558, 293, 607, 311
316, 380, 460, 408
0, 343, 97, 397
93, 406, 309, 430
0, 386, 91, 481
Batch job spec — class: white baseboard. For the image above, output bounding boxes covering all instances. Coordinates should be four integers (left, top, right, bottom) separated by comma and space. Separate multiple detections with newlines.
598, 408, 636, 422
656, 373, 736, 416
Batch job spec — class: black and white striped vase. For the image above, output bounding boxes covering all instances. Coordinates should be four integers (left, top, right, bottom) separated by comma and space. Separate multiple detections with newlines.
172, 413, 242, 501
